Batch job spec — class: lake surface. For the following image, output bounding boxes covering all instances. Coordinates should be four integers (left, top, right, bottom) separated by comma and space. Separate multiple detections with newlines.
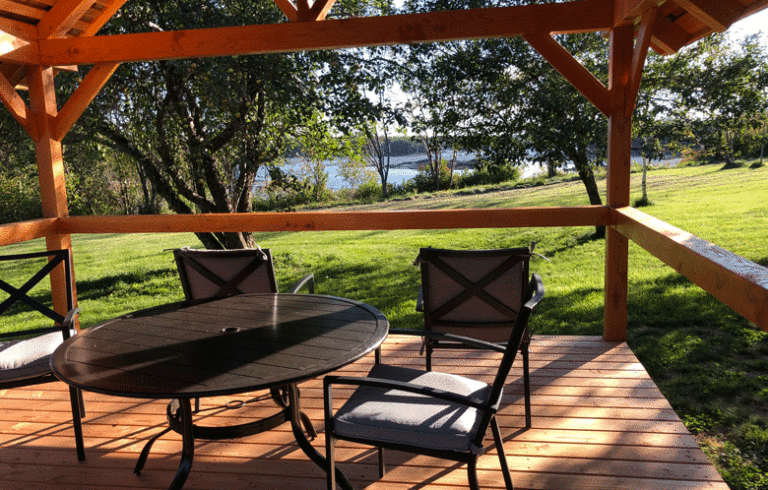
255, 154, 680, 190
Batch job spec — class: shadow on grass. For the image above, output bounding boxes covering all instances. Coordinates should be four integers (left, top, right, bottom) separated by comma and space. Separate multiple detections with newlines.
75, 268, 178, 301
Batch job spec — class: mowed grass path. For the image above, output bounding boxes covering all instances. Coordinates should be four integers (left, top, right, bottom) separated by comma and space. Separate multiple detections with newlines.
2, 162, 767, 489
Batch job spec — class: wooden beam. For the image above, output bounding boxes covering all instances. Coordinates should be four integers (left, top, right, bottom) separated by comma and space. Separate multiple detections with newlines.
626, 7, 656, 118
671, 0, 744, 32
650, 12, 692, 54
54, 62, 120, 141
26, 0, 614, 66
273, 0, 298, 22
0, 69, 37, 139
297, 0, 310, 22
0, 17, 38, 42
523, 33, 611, 116
615, 0, 663, 25
604, 25, 635, 342
614, 207, 768, 332
0, 218, 57, 247
58, 206, 610, 234
80, 0, 131, 37
309, 0, 336, 22
38, 0, 98, 39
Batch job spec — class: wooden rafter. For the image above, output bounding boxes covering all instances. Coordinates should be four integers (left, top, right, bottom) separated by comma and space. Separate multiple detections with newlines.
671, 0, 744, 32
79, 0, 130, 37
38, 0, 96, 39
0, 16, 37, 42
614, 0, 662, 26
523, 33, 611, 116
1, 0, 615, 66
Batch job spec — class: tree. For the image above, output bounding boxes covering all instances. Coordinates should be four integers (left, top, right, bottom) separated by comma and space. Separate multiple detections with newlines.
660, 34, 768, 167
61, 0, 379, 249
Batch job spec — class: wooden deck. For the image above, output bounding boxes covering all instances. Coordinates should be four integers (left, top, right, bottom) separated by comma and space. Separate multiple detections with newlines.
0, 335, 727, 490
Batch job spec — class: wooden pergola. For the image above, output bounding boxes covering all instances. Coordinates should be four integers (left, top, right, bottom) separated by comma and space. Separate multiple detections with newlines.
0, 0, 767, 341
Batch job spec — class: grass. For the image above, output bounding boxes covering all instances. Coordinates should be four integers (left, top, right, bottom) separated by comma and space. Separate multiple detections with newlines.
2, 160, 767, 489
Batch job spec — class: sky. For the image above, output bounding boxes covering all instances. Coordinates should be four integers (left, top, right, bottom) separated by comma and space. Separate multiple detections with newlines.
730, 8, 768, 44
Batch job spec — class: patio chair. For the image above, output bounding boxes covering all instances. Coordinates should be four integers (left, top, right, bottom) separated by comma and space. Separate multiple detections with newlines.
324, 273, 544, 490
172, 246, 314, 300
413, 246, 539, 428
0, 249, 86, 461
171, 246, 315, 424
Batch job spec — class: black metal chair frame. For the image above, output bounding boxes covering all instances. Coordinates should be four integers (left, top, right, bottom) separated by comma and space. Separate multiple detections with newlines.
415, 246, 536, 427
324, 274, 544, 490
0, 249, 86, 461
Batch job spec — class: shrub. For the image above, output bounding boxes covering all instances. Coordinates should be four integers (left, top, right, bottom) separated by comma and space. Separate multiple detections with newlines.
0, 176, 42, 224
411, 160, 455, 193
458, 161, 520, 187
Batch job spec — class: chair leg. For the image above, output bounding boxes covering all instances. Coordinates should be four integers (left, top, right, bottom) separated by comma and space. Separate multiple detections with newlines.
325, 430, 336, 490
467, 456, 480, 490
378, 447, 385, 478
522, 342, 531, 428
68, 386, 86, 461
491, 417, 514, 490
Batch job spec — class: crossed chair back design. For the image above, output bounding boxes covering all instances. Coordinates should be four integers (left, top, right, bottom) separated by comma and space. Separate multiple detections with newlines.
173, 247, 314, 300
324, 272, 544, 490
416, 246, 537, 427
0, 249, 86, 461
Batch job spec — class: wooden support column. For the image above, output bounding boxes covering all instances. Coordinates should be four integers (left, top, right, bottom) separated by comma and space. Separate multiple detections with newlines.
604, 25, 634, 341
27, 64, 75, 319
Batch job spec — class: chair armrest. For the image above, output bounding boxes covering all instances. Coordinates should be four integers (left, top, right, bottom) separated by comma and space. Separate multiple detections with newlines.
288, 273, 314, 294
323, 375, 494, 412
389, 328, 507, 353
62, 308, 81, 339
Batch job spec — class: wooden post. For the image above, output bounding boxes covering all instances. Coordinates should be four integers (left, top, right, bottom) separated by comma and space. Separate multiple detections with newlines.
604, 25, 634, 341
27, 65, 75, 320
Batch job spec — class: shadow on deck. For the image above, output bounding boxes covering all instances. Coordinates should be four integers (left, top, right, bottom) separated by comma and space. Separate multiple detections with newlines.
0, 335, 726, 490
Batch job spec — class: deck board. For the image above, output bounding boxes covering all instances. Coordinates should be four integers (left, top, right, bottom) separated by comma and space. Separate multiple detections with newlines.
0, 335, 727, 489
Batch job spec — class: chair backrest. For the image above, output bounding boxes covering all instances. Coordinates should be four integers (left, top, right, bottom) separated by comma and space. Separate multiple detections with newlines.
0, 249, 74, 339
474, 273, 544, 446
173, 248, 279, 301
416, 247, 532, 342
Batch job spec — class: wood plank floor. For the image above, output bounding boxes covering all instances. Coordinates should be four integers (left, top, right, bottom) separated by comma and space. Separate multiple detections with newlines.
0, 335, 727, 490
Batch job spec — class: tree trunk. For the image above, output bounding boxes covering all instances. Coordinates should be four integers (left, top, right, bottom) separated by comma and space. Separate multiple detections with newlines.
569, 149, 604, 237
641, 156, 648, 203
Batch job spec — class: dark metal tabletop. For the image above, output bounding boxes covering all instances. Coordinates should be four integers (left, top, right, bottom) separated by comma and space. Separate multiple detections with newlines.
51, 293, 389, 399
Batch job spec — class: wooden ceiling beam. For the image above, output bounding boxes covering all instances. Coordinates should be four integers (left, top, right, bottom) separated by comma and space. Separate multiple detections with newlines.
0, 17, 37, 42
13, 0, 614, 66
38, 0, 96, 39
615, 0, 663, 26
649, 11, 692, 54
79, 0, 130, 37
671, 0, 744, 32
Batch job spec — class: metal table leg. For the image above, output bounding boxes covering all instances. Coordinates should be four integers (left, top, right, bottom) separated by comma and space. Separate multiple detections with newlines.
287, 384, 353, 490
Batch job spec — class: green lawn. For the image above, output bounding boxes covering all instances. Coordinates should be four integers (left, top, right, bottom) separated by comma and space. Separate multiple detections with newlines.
2, 161, 767, 489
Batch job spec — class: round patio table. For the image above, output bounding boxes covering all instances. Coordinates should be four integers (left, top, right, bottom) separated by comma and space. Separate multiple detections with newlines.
51, 293, 389, 490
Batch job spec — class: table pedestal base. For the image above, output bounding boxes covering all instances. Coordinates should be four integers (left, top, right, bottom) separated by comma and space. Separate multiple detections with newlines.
134, 385, 351, 490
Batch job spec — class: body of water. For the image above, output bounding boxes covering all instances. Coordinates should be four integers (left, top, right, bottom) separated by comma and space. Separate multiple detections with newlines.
255, 154, 680, 191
